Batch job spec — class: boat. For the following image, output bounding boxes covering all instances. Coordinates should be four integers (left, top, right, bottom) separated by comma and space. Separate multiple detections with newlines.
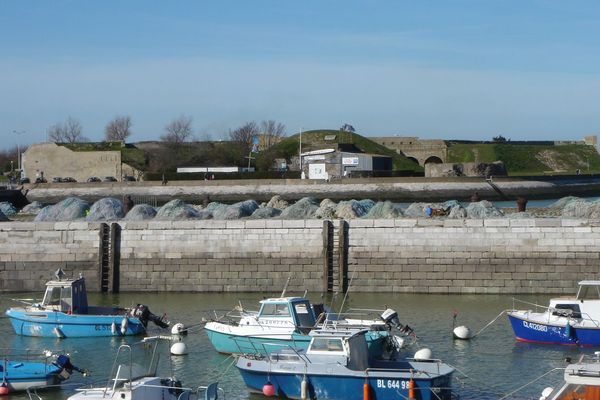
0, 348, 84, 394
508, 280, 600, 346
60, 336, 223, 400
6, 270, 169, 338
236, 328, 454, 400
539, 353, 600, 400
204, 296, 408, 355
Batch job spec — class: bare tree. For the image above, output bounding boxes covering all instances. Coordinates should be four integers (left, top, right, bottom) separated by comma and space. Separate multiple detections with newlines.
105, 115, 132, 142
229, 121, 259, 155
260, 120, 286, 149
161, 115, 193, 144
48, 117, 87, 143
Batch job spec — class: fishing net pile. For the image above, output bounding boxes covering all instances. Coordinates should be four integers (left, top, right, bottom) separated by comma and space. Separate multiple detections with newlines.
0, 202, 17, 217
35, 197, 90, 222
86, 198, 125, 221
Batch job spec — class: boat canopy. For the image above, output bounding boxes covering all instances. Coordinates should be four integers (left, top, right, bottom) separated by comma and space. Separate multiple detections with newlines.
41, 277, 88, 314
576, 281, 600, 301
307, 329, 370, 371
258, 297, 316, 329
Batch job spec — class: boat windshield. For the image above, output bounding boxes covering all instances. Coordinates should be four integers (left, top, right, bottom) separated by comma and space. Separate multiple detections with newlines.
260, 303, 291, 317
552, 383, 600, 399
308, 338, 345, 353
42, 286, 72, 312
576, 285, 600, 300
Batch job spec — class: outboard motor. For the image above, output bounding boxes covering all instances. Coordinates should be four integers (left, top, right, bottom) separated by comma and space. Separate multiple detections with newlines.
130, 304, 170, 329
54, 355, 87, 380
380, 308, 401, 330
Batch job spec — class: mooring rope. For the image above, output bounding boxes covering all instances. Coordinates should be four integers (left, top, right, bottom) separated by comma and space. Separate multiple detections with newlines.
497, 367, 563, 400
470, 309, 509, 338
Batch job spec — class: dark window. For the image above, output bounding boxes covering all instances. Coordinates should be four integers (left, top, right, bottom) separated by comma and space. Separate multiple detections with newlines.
552, 304, 582, 319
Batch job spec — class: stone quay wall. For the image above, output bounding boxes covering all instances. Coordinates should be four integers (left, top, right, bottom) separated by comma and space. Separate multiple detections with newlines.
1, 219, 599, 294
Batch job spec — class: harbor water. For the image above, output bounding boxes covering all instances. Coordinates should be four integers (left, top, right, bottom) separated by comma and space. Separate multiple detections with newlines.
0, 291, 594, 399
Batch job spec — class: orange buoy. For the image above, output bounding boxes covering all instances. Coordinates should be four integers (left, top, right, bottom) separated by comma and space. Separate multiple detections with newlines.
262, 381, 276, 397
0, 384, 9, 395
363, 382, 371, 400
408, 378, 415, 400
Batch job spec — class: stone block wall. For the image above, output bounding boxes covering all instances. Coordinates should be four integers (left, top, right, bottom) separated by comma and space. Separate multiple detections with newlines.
0, 222, 100, 291
348, 219, 600, 294
118, 220, 325, 292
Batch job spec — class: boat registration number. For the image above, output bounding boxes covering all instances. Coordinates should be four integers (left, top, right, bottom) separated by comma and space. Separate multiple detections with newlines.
94, 325, 111, 331
523, 321, 548, 332
376, 379, 408, 389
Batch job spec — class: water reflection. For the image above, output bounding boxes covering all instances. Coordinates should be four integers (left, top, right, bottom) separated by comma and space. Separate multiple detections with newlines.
0, 291, 592, 399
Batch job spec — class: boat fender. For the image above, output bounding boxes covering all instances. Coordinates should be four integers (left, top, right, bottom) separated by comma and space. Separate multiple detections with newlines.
120, 318, 128, 335
408, 378, 415, 400
453, 325, 472, 340
0, 384, 8, 395
301, 377, 308, 400
111, 322, 117, 335
171, 323, 186, 335
262, 381, 276, 397
170, 342, 188, 356
539, 387, 554, 400
363, 382, 371, 400
414, 348, 432, 360
53, 327, 65, 339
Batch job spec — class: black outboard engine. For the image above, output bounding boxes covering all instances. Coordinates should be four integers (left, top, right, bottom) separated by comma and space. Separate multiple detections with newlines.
380, 308, 401, 330
130, 304, 170, 329
54, 355, 88, 380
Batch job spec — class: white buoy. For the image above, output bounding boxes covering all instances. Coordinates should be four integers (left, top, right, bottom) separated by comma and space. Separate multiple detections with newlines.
453, 325, 473, 340
53, 327, 65, 339
170, 341, 188, 355
120, 318, 128, 335
413, 348, 433, 360
111, 322, 117, 335
171, 323, 185, 335
539, 387, 554, 400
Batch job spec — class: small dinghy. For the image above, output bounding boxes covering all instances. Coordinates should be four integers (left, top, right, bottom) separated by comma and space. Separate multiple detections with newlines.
5, 269, 169, 338
0, 349, 84, 394
63, 336, 223, 400
508, 280, 600, 345
236, 328, 454, 400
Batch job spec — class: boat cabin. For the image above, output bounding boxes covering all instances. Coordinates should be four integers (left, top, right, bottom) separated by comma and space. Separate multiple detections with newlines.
546, 358, 600, 400
257, 297, 317, 329
548, 281, 600, 320
41, 277, 88, 314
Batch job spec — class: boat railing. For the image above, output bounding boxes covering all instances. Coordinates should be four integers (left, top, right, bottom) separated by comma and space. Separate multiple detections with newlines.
229, 334, 307, 358
319, 311, 383, 329
0, 347, 66, 372
511, 298, 600, 327
233, 337, 312, 365
26, 382, 90, 400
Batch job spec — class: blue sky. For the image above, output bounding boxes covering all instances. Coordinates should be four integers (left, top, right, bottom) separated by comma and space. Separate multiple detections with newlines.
1, 1, 600, 149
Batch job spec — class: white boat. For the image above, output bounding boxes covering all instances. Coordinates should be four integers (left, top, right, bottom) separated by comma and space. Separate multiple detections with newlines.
540, 353, 600, 400
508, 280, 600, 345
28, 337, 223, 400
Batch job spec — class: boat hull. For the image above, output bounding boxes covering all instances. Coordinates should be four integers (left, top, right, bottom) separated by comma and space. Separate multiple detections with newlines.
205, 323, 389, 355
508, 313, 600, 346
1, 361, 62, 392
237, 367, 452, 400
5, 309, 146, 338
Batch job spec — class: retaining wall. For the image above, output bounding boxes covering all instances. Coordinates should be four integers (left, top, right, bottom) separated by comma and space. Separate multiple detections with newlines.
1, 219, 599, 294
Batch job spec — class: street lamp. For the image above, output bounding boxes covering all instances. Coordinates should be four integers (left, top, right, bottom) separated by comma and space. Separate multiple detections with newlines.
13, 130, 25, 179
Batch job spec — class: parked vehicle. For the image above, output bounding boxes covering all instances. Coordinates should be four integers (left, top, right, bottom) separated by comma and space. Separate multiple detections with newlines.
63, 177, 77, 182
103, 176, 118, 182
86, 177, 101, 182
20, 177, 31, 184
34, 177, 47, 183
51, 177, 63, 183
123, 175, 136, 182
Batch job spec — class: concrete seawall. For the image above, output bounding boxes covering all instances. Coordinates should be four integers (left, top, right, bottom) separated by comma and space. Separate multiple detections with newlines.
1, 219, 599, 294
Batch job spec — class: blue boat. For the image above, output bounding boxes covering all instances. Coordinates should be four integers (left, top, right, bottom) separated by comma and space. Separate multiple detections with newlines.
0, 350, 84, 393
236, 328, 454, 400
508, 280, 600, 346
205, 296, 405, 355
6, 270, 169, 338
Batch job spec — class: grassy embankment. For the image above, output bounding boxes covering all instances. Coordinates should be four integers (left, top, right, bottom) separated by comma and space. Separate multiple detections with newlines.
448, 143, 600, 175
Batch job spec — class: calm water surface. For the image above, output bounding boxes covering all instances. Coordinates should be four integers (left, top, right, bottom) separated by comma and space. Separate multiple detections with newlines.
0, 291, 593, 400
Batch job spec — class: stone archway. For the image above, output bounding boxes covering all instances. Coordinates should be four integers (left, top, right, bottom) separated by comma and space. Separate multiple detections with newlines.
424, 156, 443, 164
406, 156, 419, 165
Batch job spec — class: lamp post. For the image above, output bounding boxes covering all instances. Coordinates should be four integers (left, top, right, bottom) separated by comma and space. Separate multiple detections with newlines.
13, 130, 25, 179
299, 127, 303, 179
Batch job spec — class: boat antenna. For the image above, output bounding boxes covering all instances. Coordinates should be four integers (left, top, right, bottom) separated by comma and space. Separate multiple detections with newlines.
338, 268, 357, 315
280, 275, 292, 297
